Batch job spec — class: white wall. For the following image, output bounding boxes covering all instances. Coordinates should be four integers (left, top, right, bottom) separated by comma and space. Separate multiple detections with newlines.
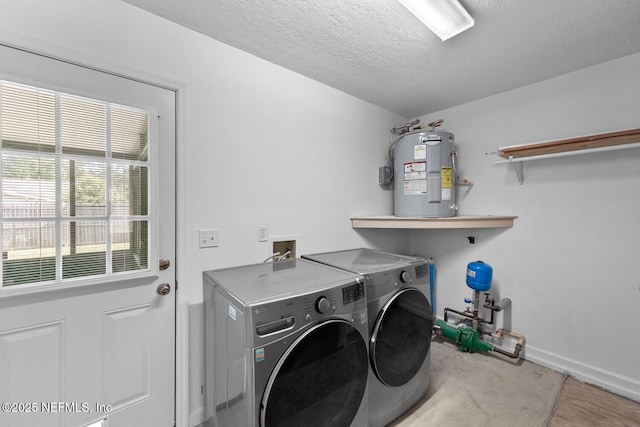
411, 52, 640, 402
0, 1, 407, 425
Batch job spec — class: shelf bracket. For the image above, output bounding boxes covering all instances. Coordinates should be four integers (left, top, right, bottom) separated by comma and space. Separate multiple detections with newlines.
511, 160, 524, 185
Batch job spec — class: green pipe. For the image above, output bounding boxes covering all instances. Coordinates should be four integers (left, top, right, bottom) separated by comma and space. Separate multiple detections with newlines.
434, 319, 494, 353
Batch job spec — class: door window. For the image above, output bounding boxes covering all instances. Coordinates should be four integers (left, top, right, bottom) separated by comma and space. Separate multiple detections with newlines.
0, 80, 151, 287
261, 320, 368, 427
370, 288, 433, 386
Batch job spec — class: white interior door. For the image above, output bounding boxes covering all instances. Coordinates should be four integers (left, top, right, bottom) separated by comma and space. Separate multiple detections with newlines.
0, 44, 176, 427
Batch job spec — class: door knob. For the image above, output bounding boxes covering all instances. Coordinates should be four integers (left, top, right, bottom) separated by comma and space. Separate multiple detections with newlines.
157, 283, 171, 296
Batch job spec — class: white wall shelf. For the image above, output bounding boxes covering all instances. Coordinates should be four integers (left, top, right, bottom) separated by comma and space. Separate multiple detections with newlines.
494, 128, 640, 184
351, 215, 517, 230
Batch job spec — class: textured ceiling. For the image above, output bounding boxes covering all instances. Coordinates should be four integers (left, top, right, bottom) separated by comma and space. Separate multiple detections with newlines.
123, 0, 640, 119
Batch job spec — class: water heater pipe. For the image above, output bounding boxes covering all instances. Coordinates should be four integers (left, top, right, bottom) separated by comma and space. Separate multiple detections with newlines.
450, 150, 472, 186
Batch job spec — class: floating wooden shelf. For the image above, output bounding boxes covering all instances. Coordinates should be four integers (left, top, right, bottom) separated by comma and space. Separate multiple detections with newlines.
497, 128, 640, 159
351, 215, 517, 230
495, 128, 640, 184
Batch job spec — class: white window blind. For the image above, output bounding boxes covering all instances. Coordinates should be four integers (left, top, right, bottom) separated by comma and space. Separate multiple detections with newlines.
0, 80, 151, 287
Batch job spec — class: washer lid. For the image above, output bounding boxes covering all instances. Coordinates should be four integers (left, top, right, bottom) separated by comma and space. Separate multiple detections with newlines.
203, 258, 362, 306
302, 248, 423, 275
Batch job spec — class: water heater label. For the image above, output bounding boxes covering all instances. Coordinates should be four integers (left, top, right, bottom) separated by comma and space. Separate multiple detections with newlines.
414, 145, 426, 159
441, 167, 452, 188
404, 180, 427, 195
423, 135, 442, 142
404, 162, 427, 195
404, 162, 426, 179
441, 166, 452, 200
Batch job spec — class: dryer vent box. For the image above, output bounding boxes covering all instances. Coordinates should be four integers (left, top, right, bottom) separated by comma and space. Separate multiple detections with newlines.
273, 240, 296, 259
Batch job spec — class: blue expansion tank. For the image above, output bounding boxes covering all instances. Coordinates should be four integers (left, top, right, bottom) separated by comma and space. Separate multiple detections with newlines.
466, 261, 492, 291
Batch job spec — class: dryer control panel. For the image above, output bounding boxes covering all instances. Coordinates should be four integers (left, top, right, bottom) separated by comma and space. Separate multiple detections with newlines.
342, 281, 365, 304
250, 278, 366, 345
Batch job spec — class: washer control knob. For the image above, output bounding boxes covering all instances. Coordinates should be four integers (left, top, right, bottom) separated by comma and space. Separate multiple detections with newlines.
399, 270, 411, 283
305, 314, 312, 322
315, 296, 330, 314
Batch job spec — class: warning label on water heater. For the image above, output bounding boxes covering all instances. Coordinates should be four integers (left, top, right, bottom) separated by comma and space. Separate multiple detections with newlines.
441, 166, 452, 200
441, 167, 452, 188
403, 162, 427, 195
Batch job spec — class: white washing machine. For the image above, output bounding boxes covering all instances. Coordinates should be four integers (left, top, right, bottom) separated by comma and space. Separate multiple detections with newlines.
303, 249, 433, 427
203, 259, 369, 427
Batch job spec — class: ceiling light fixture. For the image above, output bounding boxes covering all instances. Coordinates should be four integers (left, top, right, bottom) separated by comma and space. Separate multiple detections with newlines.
398, 0, 474, 41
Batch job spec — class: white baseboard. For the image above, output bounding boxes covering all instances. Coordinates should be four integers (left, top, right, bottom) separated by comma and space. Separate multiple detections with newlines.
524, 345, 640, 403
189, 407, 204, 427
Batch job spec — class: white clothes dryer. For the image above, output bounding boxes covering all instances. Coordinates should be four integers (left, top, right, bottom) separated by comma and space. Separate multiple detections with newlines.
303, 249, 433, 427
203, 259, 369, 427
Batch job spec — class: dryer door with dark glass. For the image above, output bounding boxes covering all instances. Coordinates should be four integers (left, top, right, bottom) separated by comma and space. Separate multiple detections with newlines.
370, 288, 433, 386
260, 319, 368, 427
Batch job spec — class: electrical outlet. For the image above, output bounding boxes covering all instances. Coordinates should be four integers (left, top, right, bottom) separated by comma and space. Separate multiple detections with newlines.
258, 225, 269, 242
199, 229, 219, 248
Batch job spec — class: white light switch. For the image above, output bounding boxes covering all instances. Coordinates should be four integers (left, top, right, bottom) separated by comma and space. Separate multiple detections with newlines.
199, 229, 219, 248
